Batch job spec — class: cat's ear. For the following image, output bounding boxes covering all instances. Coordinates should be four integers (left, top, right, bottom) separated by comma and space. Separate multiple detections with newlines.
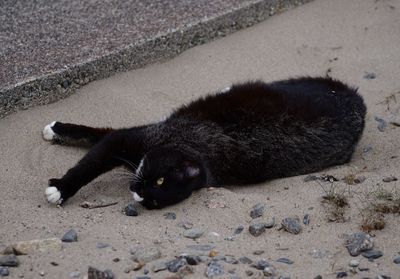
182, 161, 200, 178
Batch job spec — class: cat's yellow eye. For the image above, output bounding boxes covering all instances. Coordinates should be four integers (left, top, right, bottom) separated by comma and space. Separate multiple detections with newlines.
156, 177, 164, 186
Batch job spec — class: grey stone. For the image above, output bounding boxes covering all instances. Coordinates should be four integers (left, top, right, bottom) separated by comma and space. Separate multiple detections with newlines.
124, 203, 139, 216
130, 245, 162, 263
166, 258, 187, 272
205, 260, 224, 278
10, 238, 62, 255
265, 218, 275, 228
69, 271, 81, 278
87, 267, 114, 279
151, 261, 167, 272
249, 223, 266, 236
281, 218, 301, 234
345, 233, 374, 256
234, 225, 244, 235
303, 214, 310, 225
263, 265, 277, 276
361, 250, 383, 259
239, 257, 253, 264
96, 242, 109, 249
276, 258, 294, 264
336, 272, 348, 278
252, 260, 270, 270
382, 176, 398, 183
376, 275, 391, 279
181, 255, 202, 265
62, 229, 78, 243
394, 256, 400, 264
177, 221, 193, 229
183, 228, 204, 239
0, 254, 19, 267
163, 212, 176, 220
0, 267, 9, 276
314, 276, 322, 279
253, 250, 264, 255
375, 117, 387, 132
304, 175, 319, 182
250, 203, 265, 219
223, 256, 238, 264
349, 259, 359, 267
245, 270, 254, 276
364, 72, 376, 79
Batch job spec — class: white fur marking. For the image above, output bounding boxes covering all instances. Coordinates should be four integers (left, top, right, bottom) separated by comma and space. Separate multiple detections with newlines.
220, 86, 231, 94
132, 192, 144, 202
45, 186, 62, 204
43, 121, 56, 141
135, 158, 144, 177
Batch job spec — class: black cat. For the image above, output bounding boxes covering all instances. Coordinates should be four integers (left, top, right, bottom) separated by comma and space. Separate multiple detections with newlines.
44, 77, 366, 209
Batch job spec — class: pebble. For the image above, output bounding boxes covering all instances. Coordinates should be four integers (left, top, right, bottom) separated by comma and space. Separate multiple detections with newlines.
69, 271, 81, 278
382, 176, 398, 183
250, 203, 265, 219
124, 203, 139, 216
361, 250, 383, 259
314, 276, 322, 279
163, 212, 176, 220
281, 218, 301, 234
87, 267, 114, 279
393, 256, 400, 264
39, 271, 45, 276
130, 245, 162, 263
0, 267, 9, 277
166, 258, 187, 272
345, 232, 374, 256
96, 242, 110, 249
177, 221, 193, 229
336, 271, 348, 278
263, 266, 277, 276
151, 261, 167, 272
375, 117, 387, 132
376, 276, 391, 279
249, 223, 266, 236
253, 250, 264, 255
276, 258, 294, 265
245, 270, 254, 276
223, 256, 238, 264
62, 229, 78, 243
265, 218, 275, 228
177, 265, 194, 277
205, 260, 224, 278
349, 259, 359, 267
364, 72, 376, 79
10, 238, 62, 255
303, 214, 310, 225
183, 228, 204, 239
252, 260, 270, 270
234, 225, 244, 235
239, 257, 253, 264
0, 255, 19, 267
180, 255, 202, 265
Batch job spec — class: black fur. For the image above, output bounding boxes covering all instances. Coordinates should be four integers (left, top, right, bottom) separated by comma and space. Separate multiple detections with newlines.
45, 77, 366, 209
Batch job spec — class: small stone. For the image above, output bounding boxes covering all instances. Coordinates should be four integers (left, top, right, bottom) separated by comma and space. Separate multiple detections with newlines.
124, 203, 139, 216
349, 259, 359, 267
303, 214, 310, 225
336, 272, 348, 278
0, 255, 19, 267
382, 176, 397, 183
361, 250, 383, 259
223, 256, 238, 264
354, 176, 366, 184
265, 218, 275, 228
11, 238, 62, 255
151, 261, 167, 272
252, 260, 270, 270
345, 232, 374, 256
250, 203, 265, 219
234, 225, 244, 235
130, 245, 162, 263
143, 269, 149, 274
358, 267, 369, 272
177, 265, 194, 277
166, 258, 187, 273
249, 223, 266, 237
376, 275, 391, 279
163, 212, 176, 220
183, 228, 204, 239
136, 277, 150, 279
112, 258, 120, 263
0, 267, 9, 277
69, 271, 81, 278
205, 260, 224, 278
263, 266, 277, 276
62, 229, 78, 243
393, 256, 400, 264
304, 174, 319, 182
245, 270, 253, 276
239, 257, 253, 264
61, 80, 70, 89
375, 117, 387, 132
87, 267, 114, 279
224, 236, 234, 241
281, 218, 301, 234
364, 72, 376, 80
180, 255, 202, 265
276, 258, 293, 264
253, 250, 264, 255
39, 271, 45, 276
96, 243, 109, 249
314, 276, 322, 279
177, 221, 193, 229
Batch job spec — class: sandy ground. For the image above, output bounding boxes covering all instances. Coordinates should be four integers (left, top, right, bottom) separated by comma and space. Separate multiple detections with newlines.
1, 0, 400, 278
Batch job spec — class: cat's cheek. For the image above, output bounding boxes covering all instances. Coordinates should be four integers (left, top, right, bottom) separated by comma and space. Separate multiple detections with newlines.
45, 186, 63, 204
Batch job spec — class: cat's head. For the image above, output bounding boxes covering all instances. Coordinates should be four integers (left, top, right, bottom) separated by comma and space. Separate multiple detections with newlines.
130, 146, 206, 209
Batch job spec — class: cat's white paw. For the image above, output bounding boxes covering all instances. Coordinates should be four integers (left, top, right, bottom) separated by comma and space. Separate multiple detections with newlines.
45, 186, 63, 204
43, 121, 56, 141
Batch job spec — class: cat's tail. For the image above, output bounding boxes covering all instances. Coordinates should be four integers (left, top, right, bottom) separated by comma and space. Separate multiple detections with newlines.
42, 121, 114, 147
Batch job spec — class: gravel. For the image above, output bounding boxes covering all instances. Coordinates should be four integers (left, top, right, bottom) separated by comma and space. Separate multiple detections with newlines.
124, 203, 139, 216
345, 232, 374, 256
281, 218, 301, 234
166, 258, 187, 272
249, 223, 267, 236
233, 225, 244, 235
250, 203, 265, 219
303, 214, 310, 225
183, 228, 205, 239
0, 255, 19, 267
61, 229, 78, 243
205, 260, 224, 278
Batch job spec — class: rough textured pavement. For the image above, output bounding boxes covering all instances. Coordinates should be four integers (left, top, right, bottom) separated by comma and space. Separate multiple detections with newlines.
1, 0, 400, 278
0, 0, 310, 117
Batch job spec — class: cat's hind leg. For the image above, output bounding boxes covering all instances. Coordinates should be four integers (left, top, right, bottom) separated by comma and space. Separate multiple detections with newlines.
43, 122, 114, 147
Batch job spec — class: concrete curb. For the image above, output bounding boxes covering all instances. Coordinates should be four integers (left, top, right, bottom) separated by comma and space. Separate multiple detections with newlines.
0, 0, 312, 118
